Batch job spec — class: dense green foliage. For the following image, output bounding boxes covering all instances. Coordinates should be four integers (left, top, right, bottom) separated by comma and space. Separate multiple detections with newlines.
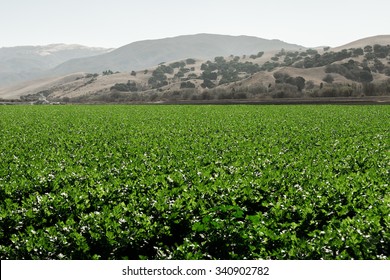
273, 72, 306, 91
102, 70, 114, 76
325, 60, 373, 83
0, 105, 389, 260
180, 81, 196, 89
201, 56, 261, 85
263, 45, 390, 75
148, 65, 173, 88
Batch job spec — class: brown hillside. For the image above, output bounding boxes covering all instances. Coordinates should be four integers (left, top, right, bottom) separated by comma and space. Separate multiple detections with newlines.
1, 35, 390, 102
331, 35, 390, 51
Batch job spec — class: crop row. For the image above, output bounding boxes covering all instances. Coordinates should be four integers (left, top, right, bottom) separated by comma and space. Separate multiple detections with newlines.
0, 105, 389, 259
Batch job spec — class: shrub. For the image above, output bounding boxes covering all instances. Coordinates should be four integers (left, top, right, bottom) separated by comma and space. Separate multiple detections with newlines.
111, 81, 138, 92
169, 62, 186, 69
373, 59, 385, 73
325, 63, 373, 83
233, 92, 248, 99
186, 58, 196, 65
187, 73, 199, 80
200, 91, 212, 100
214, 56, 226, 65
249, 51, 264, 59
103, 70, 114, 76
256, 51, 264, 58
271, 84, 300, 98
364, 45, 373, 53
363, 83, 376, 96
306, 49, 319, 56
202, 70, 218, 81
323, 74, 334, 84
295, 76, 306, 91
352, 48, 364, 57
271, 74, 306, 93
158, 65, 174, 74
148, 65, 174, 88
86, 73, 99, 78
273, 72, 290, 84
320, 86, 338, 97
201, 79, 215, 89
261, 61, 279, 71
180, 81, 196, 89
373, 44, 390, 58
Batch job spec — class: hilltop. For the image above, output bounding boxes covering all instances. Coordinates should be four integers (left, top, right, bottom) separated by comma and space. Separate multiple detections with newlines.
331, 35, 390, 51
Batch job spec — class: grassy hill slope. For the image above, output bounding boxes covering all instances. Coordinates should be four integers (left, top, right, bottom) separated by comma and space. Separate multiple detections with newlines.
1, 35, 390, 103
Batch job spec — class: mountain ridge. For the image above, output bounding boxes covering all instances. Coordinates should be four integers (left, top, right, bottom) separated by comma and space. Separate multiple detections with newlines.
51, 33, 305, 76
1, 34, 390, 102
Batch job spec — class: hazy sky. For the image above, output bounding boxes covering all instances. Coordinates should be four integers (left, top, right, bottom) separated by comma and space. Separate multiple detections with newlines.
1, 0, 389, 48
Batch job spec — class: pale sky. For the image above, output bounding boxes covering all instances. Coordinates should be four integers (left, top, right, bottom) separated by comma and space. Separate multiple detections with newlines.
0, 0, 389, 48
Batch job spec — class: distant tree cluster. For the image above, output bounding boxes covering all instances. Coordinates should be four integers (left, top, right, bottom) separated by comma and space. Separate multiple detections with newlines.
325, 60, 373, 83
249, 51, 264, 59
257, 44, 390, 73
200, 56, 261, 86
110, 80, 138, 92
102, 70, 114, 76
148, 65, 174, 88
290, 49, 354, 69
322, 74, 334, 84
174, 67, 191, 80
20, 90, 51, 101
201, 78, 216, 89
180, 81, 196, 89
169, 61, 186, 69
85, 73, 99, 78
186, 58, 196, 65
157, 64, 174, 74
273, 72, 306, 91
372, 44, 390, 58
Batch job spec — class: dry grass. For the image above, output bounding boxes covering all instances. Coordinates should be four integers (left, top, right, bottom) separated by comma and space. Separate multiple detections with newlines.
1, 35, 390, 101
331, 35, 390, 51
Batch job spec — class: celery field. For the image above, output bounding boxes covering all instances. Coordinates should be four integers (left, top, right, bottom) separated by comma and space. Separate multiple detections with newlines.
0, 105, 389, 259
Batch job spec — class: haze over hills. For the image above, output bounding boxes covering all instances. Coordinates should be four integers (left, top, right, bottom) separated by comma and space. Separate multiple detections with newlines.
1, 34, 390, 103
0, 34, 304, 87
0, 44, 112, 86
51, 34, 305, 76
